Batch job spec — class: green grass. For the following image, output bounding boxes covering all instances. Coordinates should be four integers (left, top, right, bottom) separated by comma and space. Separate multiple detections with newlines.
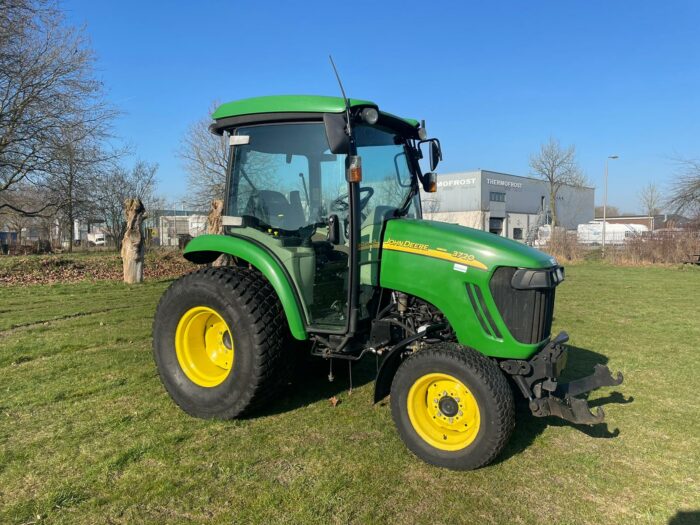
0, 264, 699, 524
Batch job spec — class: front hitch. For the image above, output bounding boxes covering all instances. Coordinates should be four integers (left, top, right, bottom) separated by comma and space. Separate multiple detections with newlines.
500, 332, 624, 425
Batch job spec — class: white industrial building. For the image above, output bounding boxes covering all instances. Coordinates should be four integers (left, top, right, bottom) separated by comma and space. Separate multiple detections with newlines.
422, 170, 595, 242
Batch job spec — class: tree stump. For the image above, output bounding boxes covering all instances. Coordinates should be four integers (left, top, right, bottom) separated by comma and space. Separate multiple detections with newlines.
207, 199, 228, 267
207, 199, 224, 234
121, 198, 145, 283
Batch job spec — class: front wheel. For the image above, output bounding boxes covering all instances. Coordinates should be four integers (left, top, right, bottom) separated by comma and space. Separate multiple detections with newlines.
390, 343, 514, 470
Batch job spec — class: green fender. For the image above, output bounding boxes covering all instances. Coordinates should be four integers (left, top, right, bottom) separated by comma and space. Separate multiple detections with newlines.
183, 234, 308, 340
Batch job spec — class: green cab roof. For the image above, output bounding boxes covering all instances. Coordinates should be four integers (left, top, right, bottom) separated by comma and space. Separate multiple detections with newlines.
211, 95, 419, 128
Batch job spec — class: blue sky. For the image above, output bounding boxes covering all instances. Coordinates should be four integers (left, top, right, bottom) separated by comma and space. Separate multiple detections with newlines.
63, 0, 700, 213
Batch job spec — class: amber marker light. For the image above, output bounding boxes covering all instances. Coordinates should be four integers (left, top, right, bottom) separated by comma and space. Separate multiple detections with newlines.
346, 155, 363, 183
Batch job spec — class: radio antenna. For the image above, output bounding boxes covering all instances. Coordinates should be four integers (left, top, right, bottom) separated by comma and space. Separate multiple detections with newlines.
329, 55, 349, 106
329, 55, 353, 137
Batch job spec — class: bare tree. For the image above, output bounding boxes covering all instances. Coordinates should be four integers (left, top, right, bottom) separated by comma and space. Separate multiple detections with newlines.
423, 197, 441, 216
93, 161, 159, 249
42, 114, 120, 252
179, 107, 228, 210
638, 182, 663, 217
529, 138, 587, 228
179, 107, 284, 212
0, 0, 106, 215
595, 205, 620, 218
0, 182, 45, 243
667, 158, 700, 218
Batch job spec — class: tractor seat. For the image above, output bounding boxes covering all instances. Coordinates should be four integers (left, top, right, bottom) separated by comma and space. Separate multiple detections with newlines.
245, 190, 307, 231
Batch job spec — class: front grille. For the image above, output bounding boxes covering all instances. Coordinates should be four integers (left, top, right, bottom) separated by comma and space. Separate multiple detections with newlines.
488, 266, 555, 344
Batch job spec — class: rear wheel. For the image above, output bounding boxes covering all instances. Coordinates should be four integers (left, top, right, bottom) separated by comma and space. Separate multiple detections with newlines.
390, 343, 514, 470
153, 266, 290, 419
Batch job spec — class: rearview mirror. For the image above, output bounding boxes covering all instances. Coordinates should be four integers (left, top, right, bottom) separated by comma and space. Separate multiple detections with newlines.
418, 138, 442, 171
429, 140, 442, 171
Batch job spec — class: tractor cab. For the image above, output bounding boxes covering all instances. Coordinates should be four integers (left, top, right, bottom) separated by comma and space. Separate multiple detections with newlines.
208, 96, 439, 334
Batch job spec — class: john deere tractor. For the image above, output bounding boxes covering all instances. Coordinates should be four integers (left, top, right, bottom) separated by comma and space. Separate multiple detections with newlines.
152, 95, 623, 470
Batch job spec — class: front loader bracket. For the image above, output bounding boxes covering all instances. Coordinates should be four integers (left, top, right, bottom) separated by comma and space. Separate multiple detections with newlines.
500, 332, 624, 425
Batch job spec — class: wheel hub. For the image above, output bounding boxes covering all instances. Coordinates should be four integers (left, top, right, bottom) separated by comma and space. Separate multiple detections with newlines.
406, 373, 481, 451
175, 306, 235, 388
438, 396, 459, 417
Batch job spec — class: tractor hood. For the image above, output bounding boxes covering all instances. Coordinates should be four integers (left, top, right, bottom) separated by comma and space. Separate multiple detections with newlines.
381, 219, 555, 273
379, 219, 560, 360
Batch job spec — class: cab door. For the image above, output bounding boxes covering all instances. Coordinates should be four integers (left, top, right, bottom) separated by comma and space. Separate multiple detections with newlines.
226, 122, 351, 331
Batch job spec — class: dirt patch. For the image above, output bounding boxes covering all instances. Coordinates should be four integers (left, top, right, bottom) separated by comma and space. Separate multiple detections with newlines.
0, 250, 197, 286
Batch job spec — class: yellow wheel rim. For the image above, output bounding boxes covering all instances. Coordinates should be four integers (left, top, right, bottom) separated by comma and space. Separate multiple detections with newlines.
406, 372, 481, 451
175, 306, 234, 388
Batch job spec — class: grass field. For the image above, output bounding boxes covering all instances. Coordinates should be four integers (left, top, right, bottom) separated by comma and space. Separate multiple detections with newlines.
1, 263, 699, 524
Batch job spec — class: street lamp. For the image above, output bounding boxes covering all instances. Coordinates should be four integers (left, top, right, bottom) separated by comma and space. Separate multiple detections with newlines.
602, 155, 619, 257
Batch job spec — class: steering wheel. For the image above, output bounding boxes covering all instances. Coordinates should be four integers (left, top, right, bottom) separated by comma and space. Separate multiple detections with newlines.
330, 187, 375, 213
329, 187, 375, 239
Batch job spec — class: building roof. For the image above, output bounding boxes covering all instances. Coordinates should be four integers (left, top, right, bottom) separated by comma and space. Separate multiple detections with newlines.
211, 95, 420, 127
593, 214, 653, 220
593, 214, 690, 222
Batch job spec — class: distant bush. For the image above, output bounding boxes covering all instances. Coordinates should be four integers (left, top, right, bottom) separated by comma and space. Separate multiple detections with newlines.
542, 230, 586, 263
607, 230, 700, 265
540, 228, 700, 266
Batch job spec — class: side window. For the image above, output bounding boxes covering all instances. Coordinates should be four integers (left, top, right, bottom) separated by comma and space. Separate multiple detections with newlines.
229, 124, 325, 232
232, 149, 309, 230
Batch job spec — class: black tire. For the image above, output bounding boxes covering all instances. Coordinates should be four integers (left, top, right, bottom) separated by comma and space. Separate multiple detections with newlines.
152, 266, 290, 419
390, 343, 515, 470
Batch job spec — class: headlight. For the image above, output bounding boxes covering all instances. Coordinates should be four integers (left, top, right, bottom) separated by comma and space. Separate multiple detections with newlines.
361, 107, 379, 125
555, 267, 565, 282
511, 267, 564, 290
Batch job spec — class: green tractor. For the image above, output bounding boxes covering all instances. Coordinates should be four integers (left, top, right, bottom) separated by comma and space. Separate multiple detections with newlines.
152, 94, 623, 470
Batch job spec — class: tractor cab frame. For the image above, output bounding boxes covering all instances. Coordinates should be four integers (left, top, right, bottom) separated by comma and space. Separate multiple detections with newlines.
189, 96, 441, 355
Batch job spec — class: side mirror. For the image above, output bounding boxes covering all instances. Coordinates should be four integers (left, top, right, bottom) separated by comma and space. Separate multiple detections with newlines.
327, 214, 340, 244
429, 140, 442, 171
418, 138, 443, 171
423, 172, 438, 193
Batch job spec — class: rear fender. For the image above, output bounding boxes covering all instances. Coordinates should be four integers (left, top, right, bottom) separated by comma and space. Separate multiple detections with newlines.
183, 234, 308, 340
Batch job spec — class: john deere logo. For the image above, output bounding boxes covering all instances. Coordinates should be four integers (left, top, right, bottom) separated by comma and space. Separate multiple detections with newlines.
382, 239, 487, 271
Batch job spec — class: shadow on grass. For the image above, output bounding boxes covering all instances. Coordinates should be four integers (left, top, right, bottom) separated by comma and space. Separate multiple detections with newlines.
497, 345, 633, 464
668, 511, 700, 525
249, 355, 379, 418
250, 344, 632, 464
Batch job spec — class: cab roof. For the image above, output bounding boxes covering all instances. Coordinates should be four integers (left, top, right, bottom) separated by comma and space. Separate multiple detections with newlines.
211, 95, 420, 128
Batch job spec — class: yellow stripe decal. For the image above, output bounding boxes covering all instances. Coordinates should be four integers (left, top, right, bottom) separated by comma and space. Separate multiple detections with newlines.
382, 242, 488, 271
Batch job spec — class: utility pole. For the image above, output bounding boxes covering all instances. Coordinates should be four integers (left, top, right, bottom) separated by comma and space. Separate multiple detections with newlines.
602, 155, 619, 257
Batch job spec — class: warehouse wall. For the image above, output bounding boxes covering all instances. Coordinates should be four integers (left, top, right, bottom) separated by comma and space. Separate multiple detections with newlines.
422, 170, 594, 234
425, 210, 484, 229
